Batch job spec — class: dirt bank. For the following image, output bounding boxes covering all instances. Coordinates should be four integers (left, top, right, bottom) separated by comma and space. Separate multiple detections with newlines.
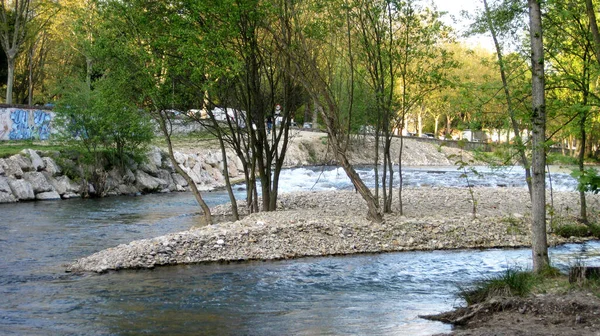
426, 291, 600, 336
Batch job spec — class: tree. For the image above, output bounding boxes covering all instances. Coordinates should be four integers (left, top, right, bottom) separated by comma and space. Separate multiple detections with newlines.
0, 0, 34, 104
481, 0, 532, 195
270, 0, 383, 221
528, 0, 549, 272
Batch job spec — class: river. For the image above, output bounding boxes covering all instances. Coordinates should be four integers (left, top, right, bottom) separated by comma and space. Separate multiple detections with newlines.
1, 166, 598, 335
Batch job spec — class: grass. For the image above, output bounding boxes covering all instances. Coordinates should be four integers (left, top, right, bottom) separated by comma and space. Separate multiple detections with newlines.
552, 220, 600, 239
459, 267, 540, 305
0, 140, 68, 158
459, 263, 600, 306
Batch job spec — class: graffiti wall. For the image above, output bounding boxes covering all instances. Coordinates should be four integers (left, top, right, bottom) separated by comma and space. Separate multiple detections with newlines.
0, 108, 53, 141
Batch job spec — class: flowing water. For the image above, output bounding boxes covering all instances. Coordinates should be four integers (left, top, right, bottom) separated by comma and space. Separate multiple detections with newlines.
0, 166, 598, 335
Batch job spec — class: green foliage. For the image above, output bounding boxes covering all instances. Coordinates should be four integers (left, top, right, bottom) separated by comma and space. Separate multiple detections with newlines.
53, 79, 154, 167
571, 168, 600, 194
459, 267, 539, 305
554, 222, 600, 238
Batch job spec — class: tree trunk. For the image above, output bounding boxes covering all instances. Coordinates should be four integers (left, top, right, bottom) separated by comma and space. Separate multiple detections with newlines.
28, 46, 34, 106
585, 0, 600, 65
483, 0, 532, 197
158, 111, 212, 225
6, 55, 15, 104
528, 0, 549, 273
578, 113, 587, 223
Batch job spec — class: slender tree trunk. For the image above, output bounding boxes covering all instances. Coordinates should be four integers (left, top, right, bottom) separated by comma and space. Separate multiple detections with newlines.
585, 0, 600, 65
528, 0, 549, 272
28, 46, 34, 106
158, 112, 212, 225
483, 0, 532, 196
6, 55, 15, 104
578, 112, 588, 223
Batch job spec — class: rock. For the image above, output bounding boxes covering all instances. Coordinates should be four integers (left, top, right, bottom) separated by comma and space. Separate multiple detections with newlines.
135, 170, 168, 192
42, 157, 61, 176
48, 175, 80, 195
172, 173, 188, 187
9, 154, 32, 171
203, 151, 221, 167
0, 159, 4, 176
0, 176, 10, 193
157, 169, 176, 191
62, 192, 80, 199
36, 190, 61, 200
139, 160, 159, 176
117, 184, 139, 195
7, 178, 35, 200
21, 149, 45, 171
2, 157, 23, 178
174, 152, 187, 165
123, 168, 136, 184
147, 146, 163, 167
0, 191, 17, 203
23, 172, 53, 193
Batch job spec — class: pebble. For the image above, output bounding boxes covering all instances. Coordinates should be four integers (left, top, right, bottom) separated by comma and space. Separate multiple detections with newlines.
66, 187, 599, 273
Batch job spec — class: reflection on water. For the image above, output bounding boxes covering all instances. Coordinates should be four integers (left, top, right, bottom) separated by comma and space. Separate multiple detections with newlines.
0, 167, 598, 335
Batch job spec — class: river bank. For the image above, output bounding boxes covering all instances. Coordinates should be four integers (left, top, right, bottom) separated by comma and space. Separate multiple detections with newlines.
0, 131, 475, 204
66, 187, 599, 273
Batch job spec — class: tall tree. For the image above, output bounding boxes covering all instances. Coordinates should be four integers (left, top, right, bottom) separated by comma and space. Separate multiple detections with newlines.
482, 0, 532, 195
528, 0, 549, 272
0, 0, 33, 104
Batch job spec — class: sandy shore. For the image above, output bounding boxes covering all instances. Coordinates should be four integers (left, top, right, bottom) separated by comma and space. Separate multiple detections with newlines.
66, 187, 599, 273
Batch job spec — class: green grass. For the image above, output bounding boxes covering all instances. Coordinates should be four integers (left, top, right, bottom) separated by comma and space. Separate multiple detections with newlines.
0, 140, 68, 158
553, 222, 600, 238
459, 268, 540, 305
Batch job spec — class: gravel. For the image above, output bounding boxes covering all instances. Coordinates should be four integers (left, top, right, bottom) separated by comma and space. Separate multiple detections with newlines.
66, 187, 599, 273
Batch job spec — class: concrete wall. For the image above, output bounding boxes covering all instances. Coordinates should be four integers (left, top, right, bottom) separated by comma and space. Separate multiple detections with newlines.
0, 107, 53, 141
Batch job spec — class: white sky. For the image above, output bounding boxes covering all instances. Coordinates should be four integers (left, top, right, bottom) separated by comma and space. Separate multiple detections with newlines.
430, 0, 495, 51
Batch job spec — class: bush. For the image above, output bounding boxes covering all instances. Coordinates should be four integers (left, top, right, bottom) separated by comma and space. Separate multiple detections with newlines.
54, 79, 154, 168
459, 268, 538, 305
554, 223, 600, 238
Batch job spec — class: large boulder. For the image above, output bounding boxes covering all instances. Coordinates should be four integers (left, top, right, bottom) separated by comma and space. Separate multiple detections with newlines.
0, 176, 11, 193
36, 191, 61, 200
2, 157, 23, 178
8, 178, 35, 200
117, 184, 139, 195
48, 175, 80, 195
172, 172, 188, 187
21, 149, 45, 171
23, 172, 53, 193
9, 154, 32, 171
0, 159, 4, 176
42, 157, 61, 176
203, 151, 221, 168
147, 146, 163, 167
0, 191, 16, 203
123, 168, 136, 184
139, 160, 159, 176
157, 169, 176, 191
174, 151, 187, 165
135, 170, 168, 192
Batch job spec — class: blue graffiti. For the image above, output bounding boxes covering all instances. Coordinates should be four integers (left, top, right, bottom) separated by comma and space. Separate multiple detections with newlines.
8, 109, 52, 140
34, 110, 52, 140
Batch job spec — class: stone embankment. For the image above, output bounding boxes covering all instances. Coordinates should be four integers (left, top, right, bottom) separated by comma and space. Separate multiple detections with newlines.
0, 146, 244, 203
66, 187, 598, 273
0, 132, 473, 204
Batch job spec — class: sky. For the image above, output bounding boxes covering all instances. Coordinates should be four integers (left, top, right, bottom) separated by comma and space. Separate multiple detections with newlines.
430, 0, 495, 51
